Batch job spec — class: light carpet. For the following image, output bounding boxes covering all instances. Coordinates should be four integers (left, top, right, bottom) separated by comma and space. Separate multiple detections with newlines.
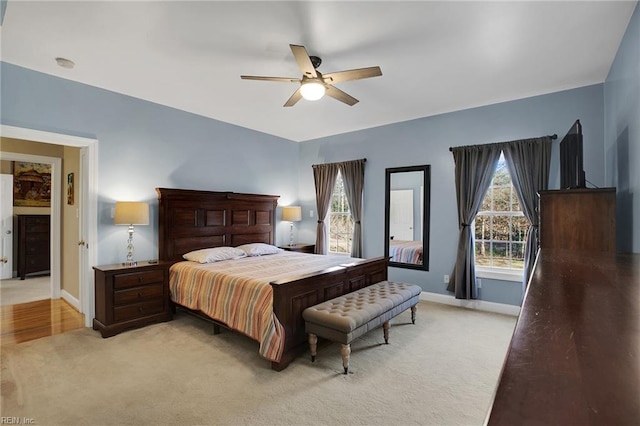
0, 276, 50, 306
0, 301, 516, 426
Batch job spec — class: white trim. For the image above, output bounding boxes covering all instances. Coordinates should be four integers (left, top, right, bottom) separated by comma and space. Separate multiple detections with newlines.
1, 125, 98, 327
476, 267, 523, 282
61, 289, 80, 311
1, 125, 95, 148
79, 145, 98, 328
419, 291, 521, 317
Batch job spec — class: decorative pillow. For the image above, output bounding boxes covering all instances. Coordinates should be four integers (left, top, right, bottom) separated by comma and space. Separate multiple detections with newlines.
182, 247, 247, 263
236, 243, 283, 257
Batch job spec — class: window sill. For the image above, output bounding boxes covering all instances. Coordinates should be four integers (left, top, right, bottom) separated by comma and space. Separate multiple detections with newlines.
476, 267, 523, 282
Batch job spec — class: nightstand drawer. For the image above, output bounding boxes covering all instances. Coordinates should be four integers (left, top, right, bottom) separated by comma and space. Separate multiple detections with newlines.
114, 299, 164, 322
114, 270, 165, 289
114, 283, 164, 305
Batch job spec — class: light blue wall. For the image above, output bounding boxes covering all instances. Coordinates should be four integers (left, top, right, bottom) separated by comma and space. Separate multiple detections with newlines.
1, 63, 300, 265
299, 84, 606, 306
605, 1, 639, 253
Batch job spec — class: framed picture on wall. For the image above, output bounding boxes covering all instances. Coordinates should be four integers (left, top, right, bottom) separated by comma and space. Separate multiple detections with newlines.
67, 172, 74, 205
13, 162, 52, 207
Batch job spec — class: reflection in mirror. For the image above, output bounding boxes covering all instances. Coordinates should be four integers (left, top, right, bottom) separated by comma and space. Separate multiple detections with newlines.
384, 165, 430, 270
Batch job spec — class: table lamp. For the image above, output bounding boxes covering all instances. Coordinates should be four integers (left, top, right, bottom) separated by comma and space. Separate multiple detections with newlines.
114, 201, 149, 266
282, 206, 302, 247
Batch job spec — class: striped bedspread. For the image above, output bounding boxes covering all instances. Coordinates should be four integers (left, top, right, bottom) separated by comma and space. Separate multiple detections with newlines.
389, 240, 423, 264
169, 251, 362, 362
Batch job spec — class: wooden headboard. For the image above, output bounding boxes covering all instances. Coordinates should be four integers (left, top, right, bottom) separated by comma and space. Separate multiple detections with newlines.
156, 188, 279, 262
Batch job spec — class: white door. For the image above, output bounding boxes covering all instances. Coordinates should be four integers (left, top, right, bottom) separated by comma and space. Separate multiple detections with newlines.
0, 174, 14, 279
389, 189, 414, 241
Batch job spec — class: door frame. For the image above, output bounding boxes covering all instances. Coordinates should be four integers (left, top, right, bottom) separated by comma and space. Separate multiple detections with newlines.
1, 125, 98, 327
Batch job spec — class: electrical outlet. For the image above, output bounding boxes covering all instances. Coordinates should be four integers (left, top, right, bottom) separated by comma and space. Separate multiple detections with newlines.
309, 210, 314, 218
477, 279, 482, 288
444, 274, 449, 284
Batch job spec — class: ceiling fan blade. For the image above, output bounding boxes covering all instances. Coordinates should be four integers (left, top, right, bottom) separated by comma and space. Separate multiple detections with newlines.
323, 66, 383, 84
241, 75, 300, 83
289, 44, 318, 78
325, 85, 359, 106
283, 87, 303, 107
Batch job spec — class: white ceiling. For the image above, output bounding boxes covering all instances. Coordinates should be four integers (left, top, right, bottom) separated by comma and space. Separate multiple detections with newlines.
1, 1, 636, 142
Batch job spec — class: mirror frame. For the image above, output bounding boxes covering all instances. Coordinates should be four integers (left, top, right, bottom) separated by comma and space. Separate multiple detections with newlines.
384, 165, 431, 270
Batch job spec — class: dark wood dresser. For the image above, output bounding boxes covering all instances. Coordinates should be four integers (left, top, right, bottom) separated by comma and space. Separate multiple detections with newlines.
93, 261, 173, 337
486, 250, 640, 425
539, 188, 616, 252
486, 188, 640, 424
17, 214, 51, 280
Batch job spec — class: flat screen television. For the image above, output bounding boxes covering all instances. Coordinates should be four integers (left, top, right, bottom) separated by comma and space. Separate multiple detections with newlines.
559, 119, 586, 189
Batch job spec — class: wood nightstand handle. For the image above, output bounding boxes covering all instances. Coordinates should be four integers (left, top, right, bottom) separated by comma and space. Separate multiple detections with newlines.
138, 292, 144, 298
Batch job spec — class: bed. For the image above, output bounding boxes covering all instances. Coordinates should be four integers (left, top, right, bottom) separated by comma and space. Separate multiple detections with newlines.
389, 239, 423, 265
156, 188, 388, 371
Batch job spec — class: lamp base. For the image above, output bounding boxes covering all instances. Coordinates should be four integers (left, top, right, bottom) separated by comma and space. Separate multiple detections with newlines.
123, 225, 137, 267
289, 222, 295, 247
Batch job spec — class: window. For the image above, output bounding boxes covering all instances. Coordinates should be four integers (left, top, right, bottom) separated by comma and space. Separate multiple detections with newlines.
328, 172, 354, 254
474, 153, 529, 277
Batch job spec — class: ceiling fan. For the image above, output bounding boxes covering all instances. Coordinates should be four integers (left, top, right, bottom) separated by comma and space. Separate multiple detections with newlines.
241, 44, 382, 107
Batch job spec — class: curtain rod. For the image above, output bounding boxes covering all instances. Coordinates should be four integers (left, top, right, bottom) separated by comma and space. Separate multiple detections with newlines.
448, 134, 557, 152
312, 158, 366, 167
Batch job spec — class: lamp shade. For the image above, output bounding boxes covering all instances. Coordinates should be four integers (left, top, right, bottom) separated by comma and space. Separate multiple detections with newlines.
114, 202, 149, 225
282, 206, 302, 222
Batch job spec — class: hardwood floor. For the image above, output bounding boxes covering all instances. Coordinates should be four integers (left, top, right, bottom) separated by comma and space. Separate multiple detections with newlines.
0, 298, 85, 346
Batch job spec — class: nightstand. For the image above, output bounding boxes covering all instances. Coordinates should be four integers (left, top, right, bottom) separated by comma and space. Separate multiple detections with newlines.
93, 260, 173, 337
279, 243, 316, 254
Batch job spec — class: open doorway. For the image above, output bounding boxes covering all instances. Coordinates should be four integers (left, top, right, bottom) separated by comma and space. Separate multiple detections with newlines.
1, 160, 54, 305
0, 125, 98, 327
0, 152, 61, 302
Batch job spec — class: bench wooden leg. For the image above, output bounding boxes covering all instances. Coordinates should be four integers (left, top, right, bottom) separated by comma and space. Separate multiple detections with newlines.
341, 344, 351, 374
411, 305, 417, 324
383, 321, 390, 344
309, 333, 318, 362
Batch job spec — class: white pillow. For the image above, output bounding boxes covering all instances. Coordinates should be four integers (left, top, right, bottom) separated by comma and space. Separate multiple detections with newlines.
182, 247, 247, 263
236, 243, 283, 257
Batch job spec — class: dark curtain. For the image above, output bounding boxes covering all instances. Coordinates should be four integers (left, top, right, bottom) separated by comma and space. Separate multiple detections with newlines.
448, 145, 502, 299
312, 163, 339, 254
338, 159, 366, 258
502, 137, 552, 288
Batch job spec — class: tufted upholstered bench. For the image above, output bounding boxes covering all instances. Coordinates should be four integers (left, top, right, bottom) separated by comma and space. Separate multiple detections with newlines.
302, 281, 421, 374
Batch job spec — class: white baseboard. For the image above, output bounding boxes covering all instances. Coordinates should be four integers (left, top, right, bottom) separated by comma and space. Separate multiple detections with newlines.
61, 290, 81, 311
420, 291, 521, 317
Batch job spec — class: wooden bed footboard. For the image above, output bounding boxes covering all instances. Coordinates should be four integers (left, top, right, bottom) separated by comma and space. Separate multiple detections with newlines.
270, 256, 388, 371
156, 187, 389, 371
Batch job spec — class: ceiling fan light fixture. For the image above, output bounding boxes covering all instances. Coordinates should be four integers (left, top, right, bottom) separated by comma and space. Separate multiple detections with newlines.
300, 81, 325, 101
